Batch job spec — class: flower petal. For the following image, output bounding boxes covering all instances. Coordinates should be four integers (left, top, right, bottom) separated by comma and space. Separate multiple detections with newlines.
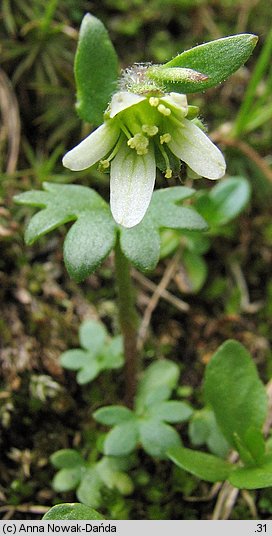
168, 118, 226, 179
109, 91, 146, 118
62, 122, 119, 171
110, 143, 156, 228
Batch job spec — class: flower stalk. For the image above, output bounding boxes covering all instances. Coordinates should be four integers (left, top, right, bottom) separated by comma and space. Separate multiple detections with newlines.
114, 236, 139, 407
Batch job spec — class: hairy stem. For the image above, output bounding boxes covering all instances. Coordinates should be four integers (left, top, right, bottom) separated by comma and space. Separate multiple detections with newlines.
115, 236, 139, 407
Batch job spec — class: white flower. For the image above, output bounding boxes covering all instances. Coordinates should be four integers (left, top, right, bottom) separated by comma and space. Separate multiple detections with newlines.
63, 91, 226, 228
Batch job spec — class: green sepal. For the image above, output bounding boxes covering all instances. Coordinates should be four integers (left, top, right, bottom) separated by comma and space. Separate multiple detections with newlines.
75, 14, 119, 125
147, 34, 258, 93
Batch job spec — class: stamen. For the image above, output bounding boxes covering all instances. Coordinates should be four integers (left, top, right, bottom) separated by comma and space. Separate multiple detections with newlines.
142, 125, 159, 136
127, 133, 149, 155
160, 133, 172, 144
165, 169, 172, 179
157, 142, 173, 180
149, 97, 159, 107
99, 159, 110, 169
158, 104, 171, 116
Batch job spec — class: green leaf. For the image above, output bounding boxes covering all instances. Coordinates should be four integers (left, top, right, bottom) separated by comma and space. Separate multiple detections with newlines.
93, 405, 134, 425
76, 361, 100, 384
50, 449, 84, 469
43, 503, 104, 520
15, 184, 207, 278
135, 359, 180, 413
120, 186, 207, 272
102, 336, 124, 368
52, 468, 82, 492
97, 457, 133, 495
79, 320, 107, 353
147, 34, 258, 93
139, 419, 181, 459
60, 350, 90, 370
149, 400, 193, 423
195, 177, 251, 227
182, 249, 207, 293
168, 446, 232, 482
14, 183, 116, 282
75, 14, 119, 126
77, 468, 102, 508
204, 340, 268, 453
104, 420, 139, 456
189, 409, 230, 458
229, 455, 272, 489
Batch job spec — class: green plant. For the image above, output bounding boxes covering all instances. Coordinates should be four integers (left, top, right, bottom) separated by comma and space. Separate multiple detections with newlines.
14, 12, 263, 519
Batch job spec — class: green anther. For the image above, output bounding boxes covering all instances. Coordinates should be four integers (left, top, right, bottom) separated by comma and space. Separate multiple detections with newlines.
149, 97, 159, 107
142, 125, 159, 136
160, 133, 172, 144
127, 133, 149, 155
158, 104, 171, 116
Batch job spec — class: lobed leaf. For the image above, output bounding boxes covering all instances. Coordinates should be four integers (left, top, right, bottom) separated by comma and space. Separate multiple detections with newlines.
50, 449, 85, 469
14, 183, 116, 282
139, 419, 181, 459
15, 183, 207, 277
104, 420, 139, 456
135, 359, 180, 413
93, 405, 134, 426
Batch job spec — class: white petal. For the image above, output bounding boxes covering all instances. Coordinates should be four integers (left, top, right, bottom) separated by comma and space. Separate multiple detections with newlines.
168, 118, 226, 179
62, 122, 119, 171
109, 91, 146, 118
161, 92, 188, 116
110, 143, 156, 228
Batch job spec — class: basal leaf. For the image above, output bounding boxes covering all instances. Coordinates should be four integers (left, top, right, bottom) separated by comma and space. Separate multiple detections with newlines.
53, 467, 82, 492
229, 455, 272, 489
43, 503, 104, 520
204, 340, 268, 453
135, 359, 180, 413
75, 14, 119, 125
104, 420, 139, 456
139, 419, 181, 459
147, 34, 258, 93
168, 446, 232, 482
93, 405, 134, 425
77, 468, 102, 508
195, 177, 251, 227
148, 400, 193, 423
79, 320, 107, 353
50, 449, 85, 469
